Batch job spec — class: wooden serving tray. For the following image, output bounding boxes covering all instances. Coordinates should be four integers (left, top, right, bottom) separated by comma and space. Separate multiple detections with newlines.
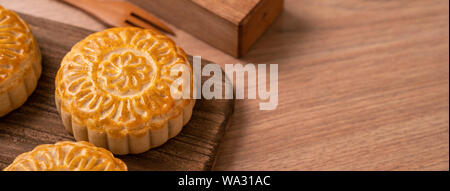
0, 14, 234, 171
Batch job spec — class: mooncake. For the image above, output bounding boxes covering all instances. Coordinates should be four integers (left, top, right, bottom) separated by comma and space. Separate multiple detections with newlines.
4, 141, 127, 171
0, 5, 42, 117
55, 27, 195, 155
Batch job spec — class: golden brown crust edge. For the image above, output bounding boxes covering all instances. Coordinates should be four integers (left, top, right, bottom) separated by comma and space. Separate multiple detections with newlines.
0, 6, 42, 117
56, 96, 195, 155
3, 141, 127, 171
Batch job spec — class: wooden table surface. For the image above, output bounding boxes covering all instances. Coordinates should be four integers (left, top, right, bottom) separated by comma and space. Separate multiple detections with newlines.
1, 0, 448, 171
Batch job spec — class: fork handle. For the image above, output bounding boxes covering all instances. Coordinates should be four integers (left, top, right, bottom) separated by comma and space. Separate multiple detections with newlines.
60, 0, 118, 26
61, 0, 102, 16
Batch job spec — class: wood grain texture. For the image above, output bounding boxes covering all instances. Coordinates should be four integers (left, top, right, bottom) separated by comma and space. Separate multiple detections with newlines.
0, 0, 448, 171
129, 0, 284, 57
191, 0, 260, 24
0, 13, 234, 171
240, 0, 284, 56
215, 0, 449, 171
129, 0, 238, 57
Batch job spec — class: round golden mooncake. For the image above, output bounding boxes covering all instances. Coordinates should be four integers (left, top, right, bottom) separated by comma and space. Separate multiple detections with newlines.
0, 5, 42, 117
55, 27, 195, 155
4, 141, 127, 171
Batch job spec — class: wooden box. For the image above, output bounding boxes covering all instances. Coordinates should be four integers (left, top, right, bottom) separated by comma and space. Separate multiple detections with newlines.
129, 0, 284, 57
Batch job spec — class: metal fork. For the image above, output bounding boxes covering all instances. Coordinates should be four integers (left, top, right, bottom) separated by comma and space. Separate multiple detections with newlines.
61, 0, 175, 35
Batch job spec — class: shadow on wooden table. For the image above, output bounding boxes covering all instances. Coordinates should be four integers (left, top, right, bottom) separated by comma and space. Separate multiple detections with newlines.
212, 10, 311, 170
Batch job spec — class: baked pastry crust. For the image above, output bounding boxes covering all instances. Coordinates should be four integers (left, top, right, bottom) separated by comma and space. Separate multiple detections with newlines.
4, 141, 127, 171
55, 27, 195, 155
0, 5, 42, 117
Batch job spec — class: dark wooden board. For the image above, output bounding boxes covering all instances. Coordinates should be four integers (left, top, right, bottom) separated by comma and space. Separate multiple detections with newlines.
0, 13, 234, 171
